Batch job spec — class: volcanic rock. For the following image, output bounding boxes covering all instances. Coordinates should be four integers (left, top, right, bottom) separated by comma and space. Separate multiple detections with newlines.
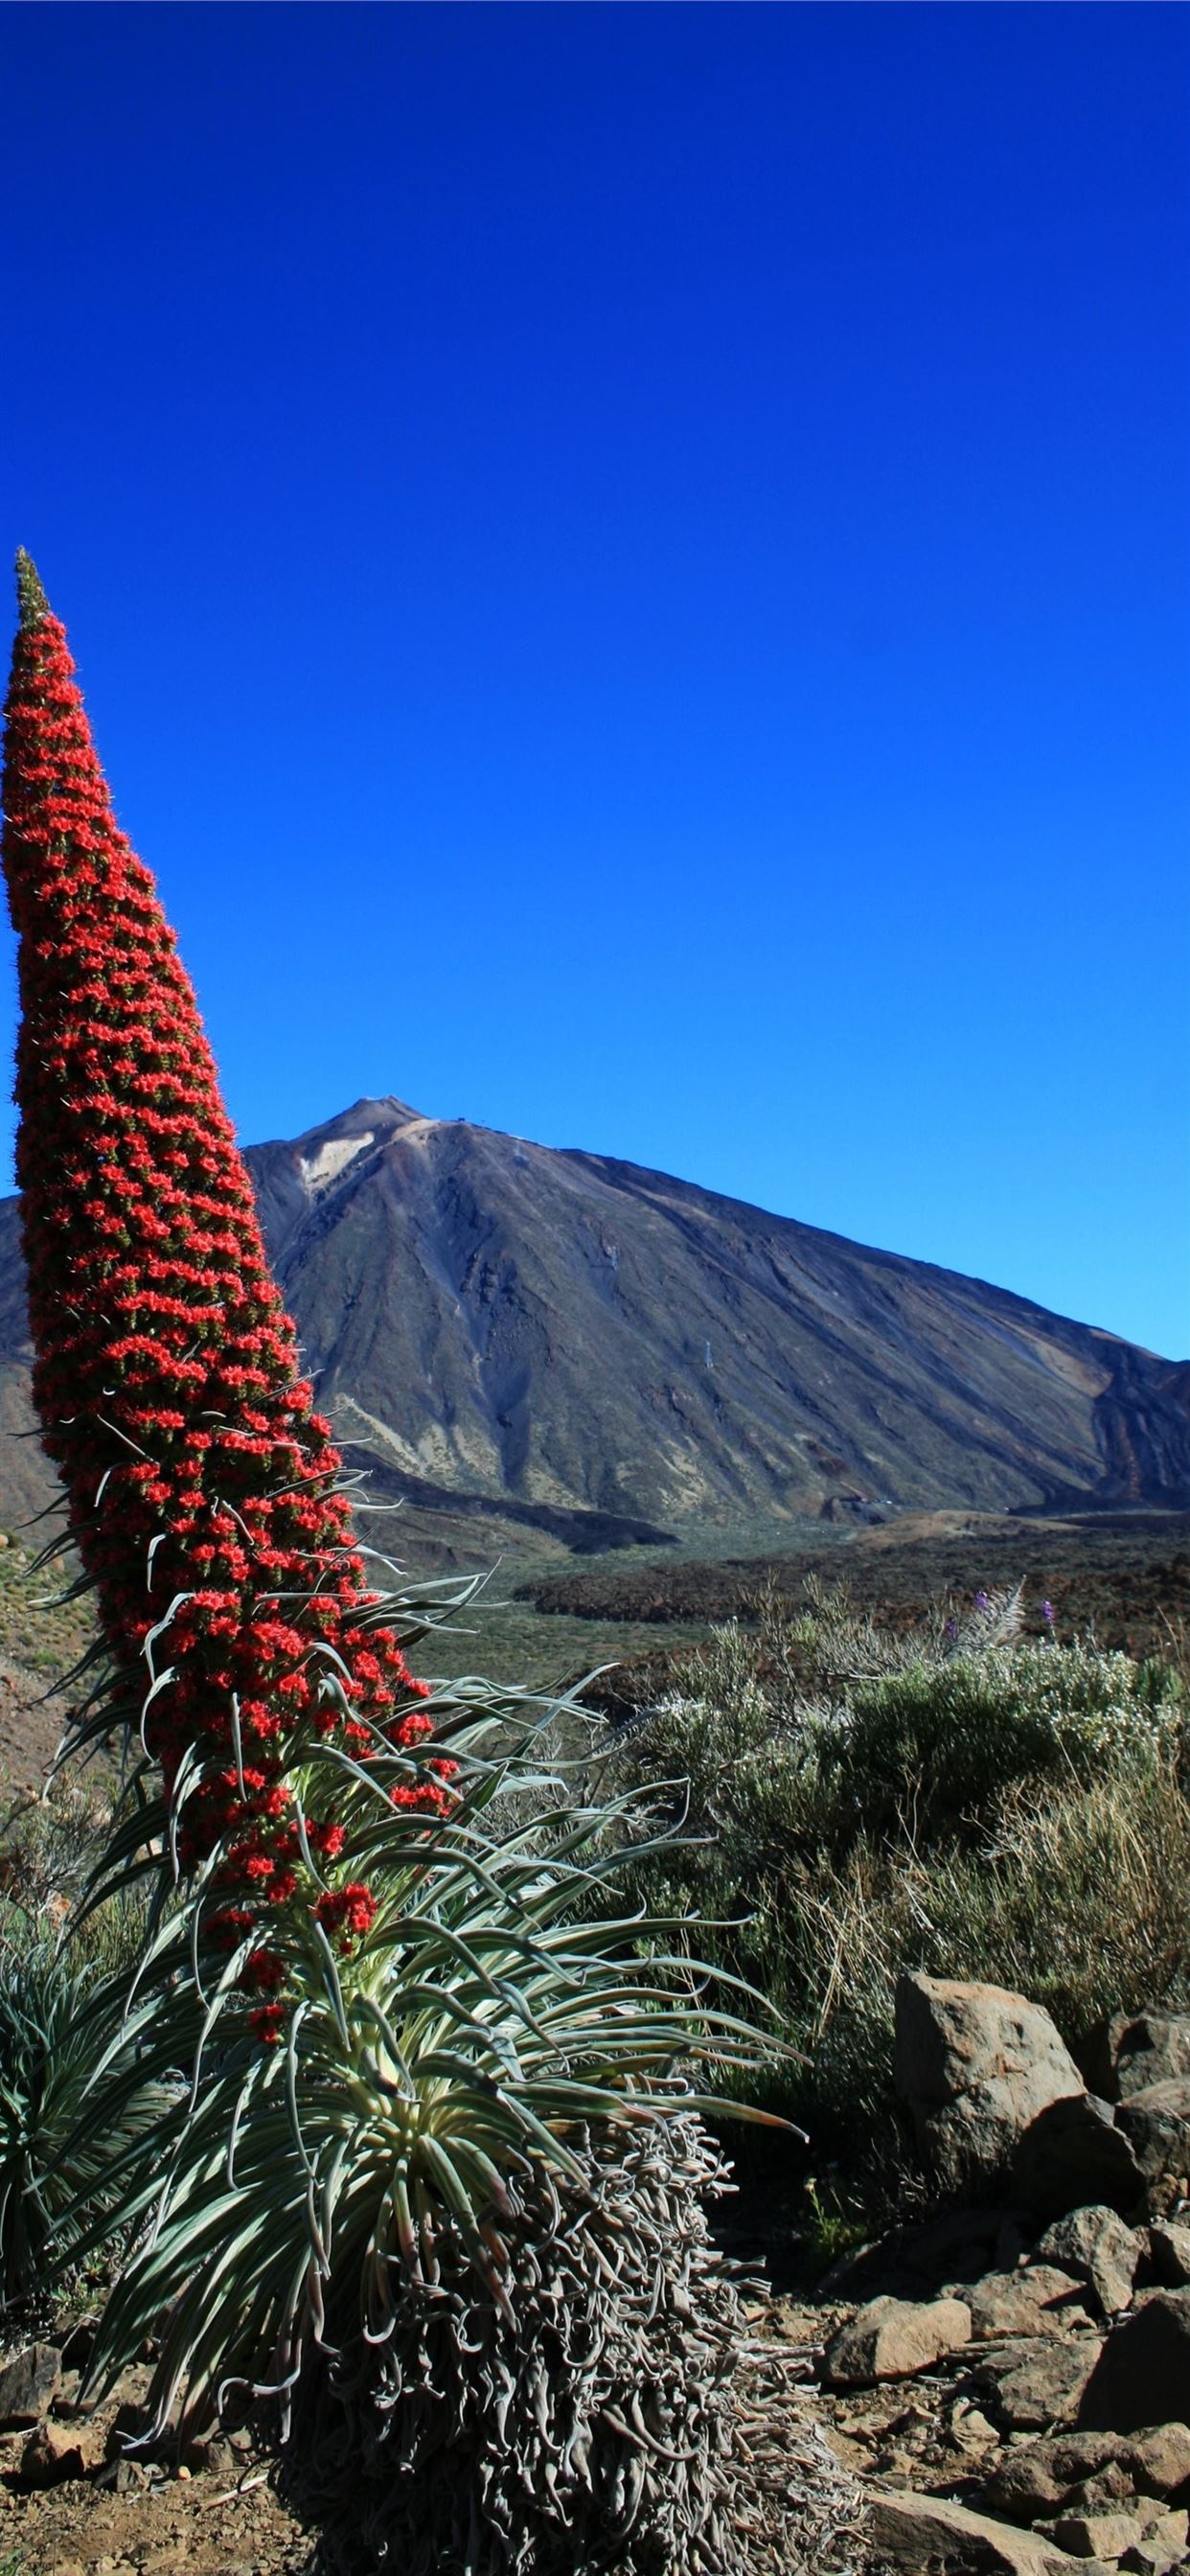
1036, 2209, 1146, 2315
981, 2423, 1190, 2526
19, 2416, 105, 2486
1113, 2082, 1190, 2219
1127, 2421, 1190, 2498
822, 2293, 973, 2387
1049, 2510, 1146, 2561
895, 1975, 1087, 2195
1119, 2528, 1189, 2576
1110, 2014, 1190, 2103
966, 2268, 1092, 2340
980, 2434, 1133, 2522
0, 2342, 60, 2429
978, 2335, 1104, 2430
867, 2490, 1086, 2570
1012, 2095, 1145, 2222
1147, 2221, 1190, 2288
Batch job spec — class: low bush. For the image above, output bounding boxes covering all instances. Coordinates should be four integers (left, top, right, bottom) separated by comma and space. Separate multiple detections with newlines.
825, 1635, 1182, 1839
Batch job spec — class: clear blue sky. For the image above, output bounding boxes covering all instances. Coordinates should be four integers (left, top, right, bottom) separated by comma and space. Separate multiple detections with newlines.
2, 4, 1187, 1357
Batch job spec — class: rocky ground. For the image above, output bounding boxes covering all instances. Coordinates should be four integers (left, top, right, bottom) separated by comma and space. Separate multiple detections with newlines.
758, 1980, 1190, 2574
3, 2218, 1188, 2576
769, 2208, 1190, 2572
0, 2340, 309, 2575
0, 2462, 306, 2576
0, 1982, 1187, 2574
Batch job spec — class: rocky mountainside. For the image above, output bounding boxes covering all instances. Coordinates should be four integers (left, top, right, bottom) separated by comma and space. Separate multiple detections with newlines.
0, 1094, 1187, 1544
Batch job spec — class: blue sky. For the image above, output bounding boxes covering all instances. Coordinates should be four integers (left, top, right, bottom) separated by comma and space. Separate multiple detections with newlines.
1, 4, 1187, 1357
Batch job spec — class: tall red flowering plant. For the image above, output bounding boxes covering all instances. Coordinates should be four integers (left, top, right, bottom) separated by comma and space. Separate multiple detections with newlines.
2, 552, 449, 2033
2, 556, 787, 2576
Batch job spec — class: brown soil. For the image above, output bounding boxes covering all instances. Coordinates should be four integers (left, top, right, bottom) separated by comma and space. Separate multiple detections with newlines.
0, 1657, 74, 1797
0, 2347, 311, 2576
3, 2460, 309, 2576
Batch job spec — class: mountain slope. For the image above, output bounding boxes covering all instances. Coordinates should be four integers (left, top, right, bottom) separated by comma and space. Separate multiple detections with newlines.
1, 1094, 1186, 1542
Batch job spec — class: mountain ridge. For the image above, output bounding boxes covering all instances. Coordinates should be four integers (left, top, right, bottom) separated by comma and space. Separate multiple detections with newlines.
0, 1094, 1185, 1545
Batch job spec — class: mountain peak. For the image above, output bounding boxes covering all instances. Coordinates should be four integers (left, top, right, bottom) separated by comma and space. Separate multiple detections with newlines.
241, 1104, 1190, 1526
318, 1094, 423, 1136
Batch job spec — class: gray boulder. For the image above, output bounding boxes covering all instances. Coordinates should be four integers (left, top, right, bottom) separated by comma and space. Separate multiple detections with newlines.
0, 2342, 60, 2429
895, 1973, 1087, 2194
1036, 2207, 1146, 2314
822, 2291, 972, 2388
976, 2334, 1104, 2430
980, 2432, 1132, 2522
1148, 2220, 1190, 2288
1110, 2012, 1190, 2102
1127, 2422, 1190, 2497
1012, 2092, 1146, 2222
980, 2425, 1190, 2524
1048, 2506, 1147, 2561
867, 2491, 1085, 2571
965, 2266, 1091, 2341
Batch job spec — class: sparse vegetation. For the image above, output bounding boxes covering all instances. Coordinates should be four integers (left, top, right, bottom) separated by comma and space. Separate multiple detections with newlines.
606, 1583, 1190, 2204
0, 1531, 95, 1679
524, 1512, 1190, 1666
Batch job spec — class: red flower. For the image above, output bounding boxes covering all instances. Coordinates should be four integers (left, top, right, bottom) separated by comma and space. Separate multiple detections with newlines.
248, 2003, 286, 2046
314, 1881, 377, 1946
240, 1946, 286, 1994
307, 1821, 346, 1861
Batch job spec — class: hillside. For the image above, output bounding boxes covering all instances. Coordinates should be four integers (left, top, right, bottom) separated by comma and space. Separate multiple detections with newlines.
1, 1093, 1187, 1550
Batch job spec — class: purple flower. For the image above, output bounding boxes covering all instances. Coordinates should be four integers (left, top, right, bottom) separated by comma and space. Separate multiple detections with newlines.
1041, 1599, 1055, 1625
973, 1589, 990, 1611
944, 1617, 958, 1641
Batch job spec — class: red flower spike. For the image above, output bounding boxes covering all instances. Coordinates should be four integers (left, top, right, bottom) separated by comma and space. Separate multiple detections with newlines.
2, 555, 446, 2041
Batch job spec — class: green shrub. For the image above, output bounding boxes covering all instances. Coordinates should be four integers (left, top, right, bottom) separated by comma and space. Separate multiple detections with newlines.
0, 1928, 173, 2310
824, 1638, 1182, 1838
628, 1586, 1184, 1853
753, 1749, 1190, 2175
921, 1753, 1190, 2035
